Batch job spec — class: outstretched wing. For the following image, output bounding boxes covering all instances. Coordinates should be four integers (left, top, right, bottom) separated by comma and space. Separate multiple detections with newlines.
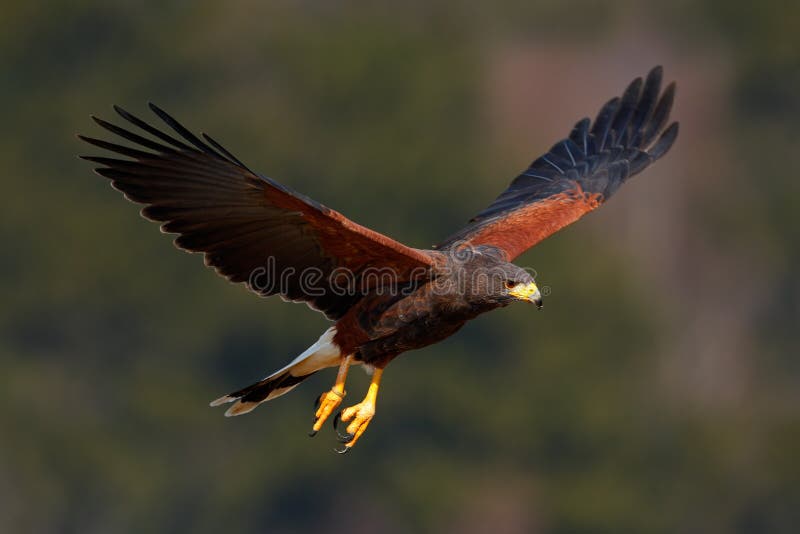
437, 66, 679, 260
79, 104, 435, 320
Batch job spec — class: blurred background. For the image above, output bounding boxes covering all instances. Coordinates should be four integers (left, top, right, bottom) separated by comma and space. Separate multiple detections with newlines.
2, 1, 798, 532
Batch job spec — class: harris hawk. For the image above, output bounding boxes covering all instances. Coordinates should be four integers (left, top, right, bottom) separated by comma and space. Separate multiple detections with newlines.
80, 66, 678, 452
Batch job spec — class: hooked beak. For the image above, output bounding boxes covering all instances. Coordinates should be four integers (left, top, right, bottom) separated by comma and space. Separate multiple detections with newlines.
508, 282, 543, 309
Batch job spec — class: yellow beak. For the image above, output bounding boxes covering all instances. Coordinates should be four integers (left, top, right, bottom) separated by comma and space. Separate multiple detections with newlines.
508, 282, 543, 309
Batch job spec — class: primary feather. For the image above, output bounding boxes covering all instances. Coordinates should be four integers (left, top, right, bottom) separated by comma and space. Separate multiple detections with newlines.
437, 66, 678, 260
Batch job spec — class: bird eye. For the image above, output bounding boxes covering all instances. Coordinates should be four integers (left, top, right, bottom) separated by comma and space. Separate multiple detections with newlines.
504, 280, 515, 290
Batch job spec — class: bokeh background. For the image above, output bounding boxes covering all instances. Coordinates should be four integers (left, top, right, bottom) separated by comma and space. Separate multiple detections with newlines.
2, 1, 798, 533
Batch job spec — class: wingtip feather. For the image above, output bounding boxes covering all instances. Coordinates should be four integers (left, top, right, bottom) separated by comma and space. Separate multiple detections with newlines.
649, 122, 679, 159
648, 65, 663, 78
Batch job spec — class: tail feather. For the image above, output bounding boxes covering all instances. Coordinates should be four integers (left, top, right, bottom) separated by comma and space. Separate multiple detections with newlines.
210, 327, 342, 417
213, 370, 316, 417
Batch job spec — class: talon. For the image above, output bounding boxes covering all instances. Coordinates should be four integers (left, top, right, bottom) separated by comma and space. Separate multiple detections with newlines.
333, 368, 383, 450
334, 409, 354, 441
333, 410, 342, 430
309, 355, 353, 437
334, 445, 351, 454
311, 390, 344, 435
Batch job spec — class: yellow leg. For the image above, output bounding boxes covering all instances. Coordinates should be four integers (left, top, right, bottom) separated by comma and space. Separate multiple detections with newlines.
334, 368, 383, 452
309, 354, 352, 436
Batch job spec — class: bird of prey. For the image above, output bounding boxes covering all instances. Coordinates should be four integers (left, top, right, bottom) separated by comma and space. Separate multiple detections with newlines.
80, 66, 678, 452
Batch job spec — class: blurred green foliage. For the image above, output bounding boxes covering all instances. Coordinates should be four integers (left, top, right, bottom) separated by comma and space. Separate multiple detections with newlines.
1, 1, 798, 533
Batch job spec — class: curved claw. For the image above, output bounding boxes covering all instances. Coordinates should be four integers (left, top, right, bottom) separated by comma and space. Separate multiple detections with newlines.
332, 411, 344, 434
332, 410, 355, 442
334, 445, 351, 454
308, 429, 318, 438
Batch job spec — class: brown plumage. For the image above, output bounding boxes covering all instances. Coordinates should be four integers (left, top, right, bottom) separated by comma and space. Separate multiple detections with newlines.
80, 66, 678, 451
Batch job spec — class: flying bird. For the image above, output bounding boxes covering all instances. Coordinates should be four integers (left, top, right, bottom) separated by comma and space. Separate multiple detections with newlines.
80, 66, 678, 452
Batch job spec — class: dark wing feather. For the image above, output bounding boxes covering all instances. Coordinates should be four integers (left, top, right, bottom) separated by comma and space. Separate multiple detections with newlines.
437, 66, 678, 260
80, 105, 435, 320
